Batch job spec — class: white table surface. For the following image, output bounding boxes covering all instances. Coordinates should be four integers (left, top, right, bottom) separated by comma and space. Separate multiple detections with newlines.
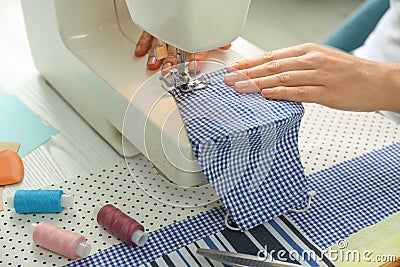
1, 0, 400, 197
0, 0, 123, 200
1, 0, 400, 196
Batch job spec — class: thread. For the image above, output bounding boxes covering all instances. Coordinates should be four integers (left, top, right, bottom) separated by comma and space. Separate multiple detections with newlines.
32, 222, 91, 259
12, 190, 70, 213
225, 190, 318, 231
224, 213, 240, 231
96, 204, 148, 246
289, 190, 317, 213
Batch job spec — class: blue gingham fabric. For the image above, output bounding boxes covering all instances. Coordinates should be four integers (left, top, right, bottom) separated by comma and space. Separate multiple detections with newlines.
67, 129, 399, 266
70, 142, 399, 267
67, 207, 227, 267
68, 205, 334, 267
146, 215, 335, 267
289, 142, 400, 249
171, 68, 309, 231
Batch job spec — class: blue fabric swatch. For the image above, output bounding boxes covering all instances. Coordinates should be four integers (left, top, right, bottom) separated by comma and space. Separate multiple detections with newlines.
0, 95, 59, 157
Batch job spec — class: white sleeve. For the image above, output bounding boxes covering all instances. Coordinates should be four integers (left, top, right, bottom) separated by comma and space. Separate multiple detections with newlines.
353, 0, 400, 124
353, 0, 400, 63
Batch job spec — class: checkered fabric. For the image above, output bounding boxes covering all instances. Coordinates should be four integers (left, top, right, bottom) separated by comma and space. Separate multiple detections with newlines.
147, 215, 336, 267
289, 142, 400, 249
171, 68, 309, 231
69, 142, 399, 266
67, 207, 227, 267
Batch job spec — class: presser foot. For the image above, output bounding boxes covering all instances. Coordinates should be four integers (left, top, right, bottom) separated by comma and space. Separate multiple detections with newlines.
159, 65, 209, 95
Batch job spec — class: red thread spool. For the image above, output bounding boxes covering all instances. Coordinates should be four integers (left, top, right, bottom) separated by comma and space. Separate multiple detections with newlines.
96, 204, 148, 246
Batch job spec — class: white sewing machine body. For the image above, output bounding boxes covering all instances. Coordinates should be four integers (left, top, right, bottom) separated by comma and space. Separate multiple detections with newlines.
20, 0, 263, 187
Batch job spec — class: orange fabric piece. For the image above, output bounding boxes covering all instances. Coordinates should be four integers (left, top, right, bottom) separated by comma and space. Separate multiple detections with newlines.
0, 186, 4, 211
0, 149, 24, 185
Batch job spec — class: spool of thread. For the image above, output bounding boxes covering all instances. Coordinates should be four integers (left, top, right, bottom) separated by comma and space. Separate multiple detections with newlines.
96, 204, 148, 246
7, 190, 73, 213
30, 222, 91, 259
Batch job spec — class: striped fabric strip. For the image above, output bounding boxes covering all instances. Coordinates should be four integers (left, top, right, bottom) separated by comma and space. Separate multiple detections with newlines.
69, 204, 334, 267
68, 131, 399, 267
148, 216, 336, 267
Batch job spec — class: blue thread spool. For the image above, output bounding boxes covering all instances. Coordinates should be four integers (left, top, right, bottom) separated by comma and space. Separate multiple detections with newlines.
7, 190, 74, 213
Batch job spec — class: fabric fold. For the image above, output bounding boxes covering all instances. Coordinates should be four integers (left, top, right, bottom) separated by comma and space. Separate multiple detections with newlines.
172, 68, 309, 231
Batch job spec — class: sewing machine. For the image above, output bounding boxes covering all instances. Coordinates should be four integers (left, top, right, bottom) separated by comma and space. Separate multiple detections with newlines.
20, 0, 263, 187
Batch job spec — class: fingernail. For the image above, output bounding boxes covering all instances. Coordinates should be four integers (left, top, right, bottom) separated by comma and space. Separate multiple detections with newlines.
220, 44, 232, 50
162, 62, 172, 70
135, 44, 142, 53
148, 56, 156, 65
262, 89, 275, 97
224, 72, 238, 84
234, 80, 249, 90
227, 63, 239, 72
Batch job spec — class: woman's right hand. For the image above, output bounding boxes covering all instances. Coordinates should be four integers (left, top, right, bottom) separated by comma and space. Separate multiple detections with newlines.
224, 43, 400, 113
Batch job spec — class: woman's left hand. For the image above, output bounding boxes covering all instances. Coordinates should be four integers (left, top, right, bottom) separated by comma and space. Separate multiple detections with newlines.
135, 31, 231, 73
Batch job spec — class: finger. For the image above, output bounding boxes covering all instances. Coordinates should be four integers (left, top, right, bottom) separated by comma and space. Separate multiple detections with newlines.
147, 38, 163, 70
232, 79, 261, 94
220, 44, 231, 50
261, 86, 324, 103
233, 70, 323, 93
188, 51, 208, 73
225, 56, 311, 85
135, 31, 154, 57
161, 45, 178, 74
227, 44, 309, 72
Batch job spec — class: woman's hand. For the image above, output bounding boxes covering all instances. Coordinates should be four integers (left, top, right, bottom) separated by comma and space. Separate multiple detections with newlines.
135, 31, 231, 72
224, 43, 400, 113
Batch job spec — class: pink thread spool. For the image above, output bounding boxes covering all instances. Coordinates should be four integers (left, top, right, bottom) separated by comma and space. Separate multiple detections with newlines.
96, 204, 148, 246
30, 222, 91, 259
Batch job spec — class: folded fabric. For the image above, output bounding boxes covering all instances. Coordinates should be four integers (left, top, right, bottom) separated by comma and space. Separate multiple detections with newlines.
172, 68, 310, 231
0, 149, 24, 186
